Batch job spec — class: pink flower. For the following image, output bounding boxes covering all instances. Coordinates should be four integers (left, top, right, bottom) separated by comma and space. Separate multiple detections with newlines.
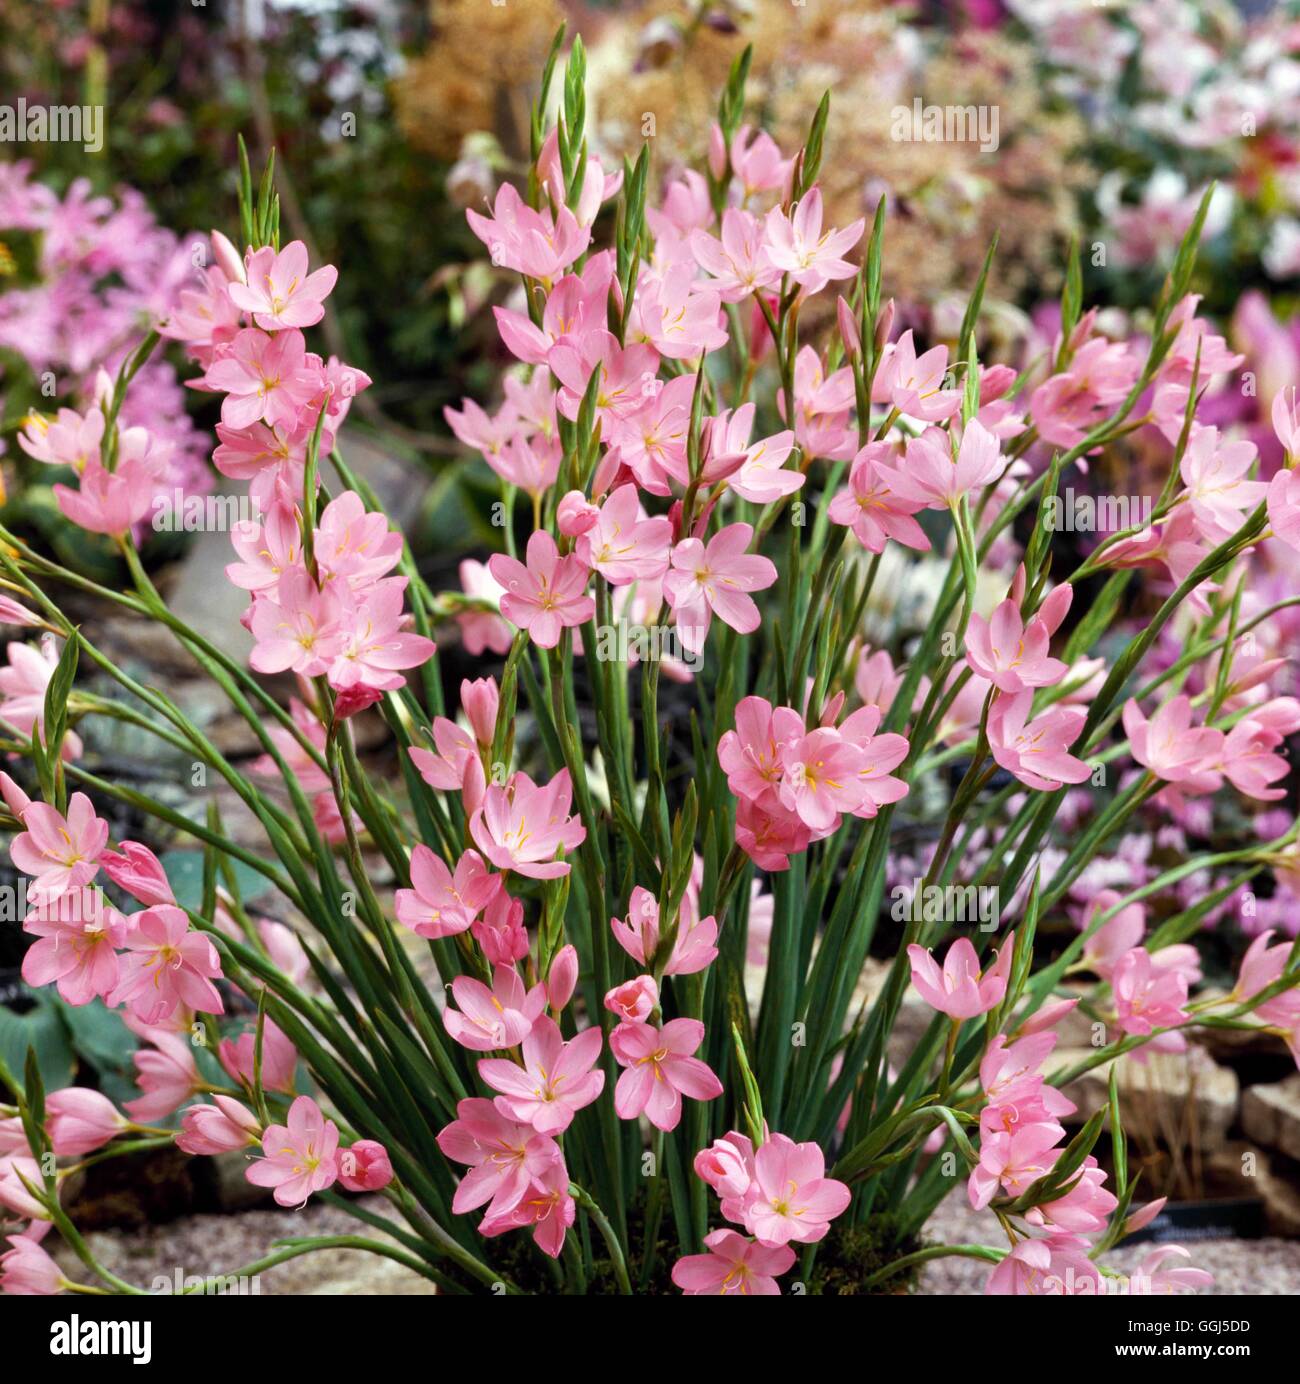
478, 1017, 605, 1135
604, 372, 693, 494
610, 1018, 723, 1132
1024, 1157, 1117, 1234
721, 124, 794, 195
1122, 695, 1223, 786
98, 840, 176, 907
436, 1097, 561, 1218
1233, 930, 1300, 1033
718, 696, 806, 808
610, 886, 719, 976
490, 434, 562, 499
227, 240, 338, 330
763, 188, 863, 294
1218, 718, 1289, 801
536, 129, 622, 229
984, 1235, 1103, 1295
493, 256, 613, 365
968, 1120, 1062, 1209
226, 502, 302, 593
108, 904, 225, 1024
1113, 947, 1191, 1036
10, 793, 108, 904
338, 1139, 394, 1193
248, 570, 344, 678
0, 1235, 63, 1295
327, 580, 437, 693
176, 1096, 261, 1155
19, 405, 105, 471
21, 888, 125, 1005
1078, 889, 1146, 979
395, 846, 500, 939
988, 690, 1092, 791
549, 330, 660, 429
473, 889, 529, 966
575, 484, 672, 585
733, 794, 812, 872
469, 770, 587, 880
908, 935, 1015, 1020
44, 1088, 126, 1156
741, 1133, 851, 1246
1131, 1245, 1214, 1294
1029, 331, 1138, 450
784, 346, 856, 460
724, 424, 803, 505
489, 530, 594, 649
672, 1229, 795, 1295
218, 1018, 298, 1094
467, 179, 589, 282
408, 717, 486, 811
627, 263, 728, 360
605, 974, 659, 1023
0, 595, 40, 628
875, 330, 962, 423
690, 209, 781, 301
460, 676, 499, 748
1179, 426, 1265, 544
694, 1131, 757, 1211
1266, 466, 1300, 551
478, 1155, 575, 1259
664, 522, 777, 654
123, 1032, 202, 1123
245, 1095, 339, 1208
204, 328, 321, 431
313, 490, 404, 590
467, 180, 589, 283
777, 727, 869, 830
546, 944, 579, 1012
557, 490, 600, 537
54, 459, 156, 536
979, 1032, 1058, 1108
965, 587, 1071, 693
443, 965, 546, 1051
876, 420, 1003, 510
0, 639, 83, 759
827, 442, 930, 553
1272, 386, 1300, 457
836, 705, 911, 817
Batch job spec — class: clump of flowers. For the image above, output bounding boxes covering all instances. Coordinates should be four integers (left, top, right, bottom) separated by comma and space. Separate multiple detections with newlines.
1, 28, 1297, 1298
0, 165, 212, 545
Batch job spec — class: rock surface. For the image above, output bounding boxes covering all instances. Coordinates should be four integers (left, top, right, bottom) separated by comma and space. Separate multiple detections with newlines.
1241, 1075, 1300, 1163
1051, 1045, 1239, 1153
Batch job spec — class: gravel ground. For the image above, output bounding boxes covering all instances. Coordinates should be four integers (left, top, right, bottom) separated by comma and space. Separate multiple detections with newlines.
917, 1193, 1300, 1295
51, 1192, 1300, 1295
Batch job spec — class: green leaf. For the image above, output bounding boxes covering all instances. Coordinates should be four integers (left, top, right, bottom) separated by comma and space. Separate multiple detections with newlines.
160, 849, 274, 911
0, 998, 75, 1094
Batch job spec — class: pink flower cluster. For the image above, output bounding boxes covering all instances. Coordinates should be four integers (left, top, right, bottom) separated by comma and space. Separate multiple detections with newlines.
718, 694, 910, 870
675, 1130, 851, 1294
0, 165, 212, 525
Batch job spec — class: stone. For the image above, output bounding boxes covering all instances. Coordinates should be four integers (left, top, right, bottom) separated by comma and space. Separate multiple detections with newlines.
1241, 1074, 1300, 1163
1206, 1140, 1300, 1238
207, 1150, 274, 1212
1052, 1045, 1239, 1153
